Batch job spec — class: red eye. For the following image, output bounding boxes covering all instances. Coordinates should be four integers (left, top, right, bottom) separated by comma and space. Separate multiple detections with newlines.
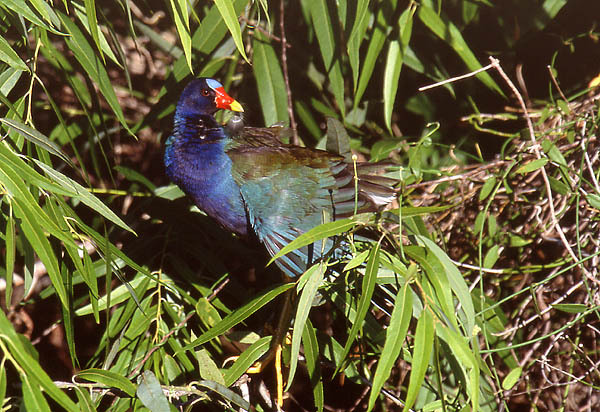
201, 89, 210, 97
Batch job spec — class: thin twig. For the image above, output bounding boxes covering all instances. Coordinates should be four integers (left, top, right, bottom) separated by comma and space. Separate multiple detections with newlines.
547, 65, 569, 103
418, 61, 495, 91
241, 16, 291, 46
279, 0, 299, 145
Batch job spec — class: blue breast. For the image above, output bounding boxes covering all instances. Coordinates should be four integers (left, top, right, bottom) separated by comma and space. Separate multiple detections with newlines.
164, 131, 249, 236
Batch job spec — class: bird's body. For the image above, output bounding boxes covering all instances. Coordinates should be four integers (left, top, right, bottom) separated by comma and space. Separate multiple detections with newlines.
165, 78, 398, 277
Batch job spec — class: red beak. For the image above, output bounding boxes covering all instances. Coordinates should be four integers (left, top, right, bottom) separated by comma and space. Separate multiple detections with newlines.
214, 87, 244, 112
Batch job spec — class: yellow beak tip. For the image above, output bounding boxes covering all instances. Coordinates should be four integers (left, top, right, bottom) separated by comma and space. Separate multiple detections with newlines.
229, 100, 244, 113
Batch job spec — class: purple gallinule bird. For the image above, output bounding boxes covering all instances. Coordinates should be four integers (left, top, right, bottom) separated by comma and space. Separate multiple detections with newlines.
164, 77, 399, 406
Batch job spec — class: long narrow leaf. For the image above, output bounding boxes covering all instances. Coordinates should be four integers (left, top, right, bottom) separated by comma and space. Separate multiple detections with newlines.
214, 0, 249, 63
77, 368, 137, 397
287, 262, 324, 389
252, 31, 289, 126
354, 4, 390, 107
402, 309, 434, 412
367, 281, 413, 411
0, 118, 72, 166
169, 0, 192, 71
383, 5, 415, 131
57, 12, 131, 133
182, 283, 294, 351
0, 311, 79, 411
0, 36, 28, 71
34, 160, 135, 234
302, 319, 324, 412
338, 242, 381, 368
309, 0, 345, 116
347, 0, 370, 92
223, 336, 271, 386
268, 216, 368, 264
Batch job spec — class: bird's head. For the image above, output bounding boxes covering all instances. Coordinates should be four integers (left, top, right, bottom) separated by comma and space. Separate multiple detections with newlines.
176, 78, 244, 117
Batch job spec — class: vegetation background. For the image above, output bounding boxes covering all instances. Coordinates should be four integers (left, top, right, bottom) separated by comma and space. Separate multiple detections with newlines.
0, 0, 599, 411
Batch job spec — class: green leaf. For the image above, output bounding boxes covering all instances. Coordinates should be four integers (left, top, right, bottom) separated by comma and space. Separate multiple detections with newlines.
389, 205, 454, 218
214, 0, 249, 63
368, 281, 413, 411
136, 371, 170, 412
74, 386, 96, 412
326, 117, 351, 160
343, 249, 370, 271
502, 367, 522, 390
302, 319, 324, 412
310, 0, 346, 116
83, 0, 103, 61
339, 242, 381, 367
34, 160, 135, 234
0, 118, 72, 166
417, 236, 476, 333
268, 216, 366, 264
76, 274, 152, 316
2, 0, 64, 34
0, 66, 23, 96
196, 349, 225, 385
5, 213, 15, 306
73, 3, 121, 66
514, 158, 549, 174
483, 245, 500, 269
383, 5, 415, 131
22, 375, 51, 412
0, 310, 79, 411
402, 309, 434, 412
287, 263, 324, 389
182, 283, 294, 351
223, 336, 271, 386
0, 36, 28, 71
196, 380, 250, 411
57, 12, 131, 133
586, 193, 600, 210
551, 303, 588, 314
77, 368, 137, 397
252, 31, 289, 126
354, 6, 387, 107
347, 0, 371, 92
479, 177, 497, 201
12, 199, 69, 308
195, 297, 223, 328
169, 0, 192, 72
436, 324, 479, 408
